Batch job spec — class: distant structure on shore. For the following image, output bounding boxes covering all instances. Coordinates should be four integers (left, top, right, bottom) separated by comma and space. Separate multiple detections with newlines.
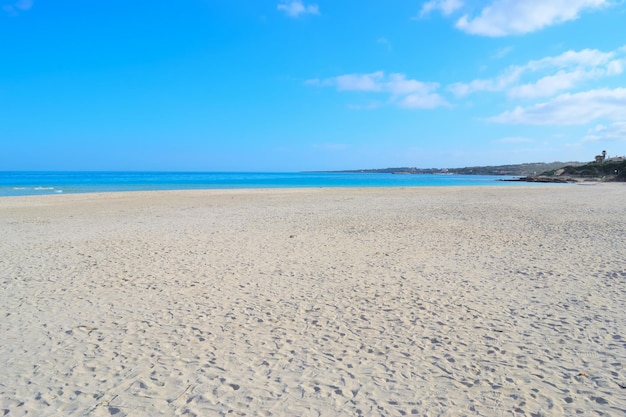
595, 150, 607, 163
595, 150, 625, 163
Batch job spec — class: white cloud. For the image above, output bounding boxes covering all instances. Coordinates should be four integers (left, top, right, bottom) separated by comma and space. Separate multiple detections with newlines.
607, 60, 624, 75
420, 0, 464, 17
399, 93, 449, 109
386, 73, 440, 96
508, 67, 610, 99
277, 1, 319, 17
307, 71, 449, 110
449, 46, 625, 98
511, 59, 624, 99
527, 48, 616, 70
347, 101, 382, 111
491, 88, 626, 125
455, 0, 611, 36
448, 66, 523, 96
335, 71, 384, 92
492, 46, 513, 59
583, 122, 626, 142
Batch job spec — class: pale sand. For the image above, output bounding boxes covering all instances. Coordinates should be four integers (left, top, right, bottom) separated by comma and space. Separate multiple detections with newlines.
1, 185, 625, 416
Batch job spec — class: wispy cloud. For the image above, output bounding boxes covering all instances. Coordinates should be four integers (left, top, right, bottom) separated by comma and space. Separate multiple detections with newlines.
421, 0, 615, 36
419, 0, 464, 17
583, 122, 626, 142
277, 1, 320, 18
347, 101, 382, 111
307, 71, 386, 91
376, 37, 392, 51
507, 66, 617, 99
3, 0, 33, 16
455, 0, 612, 36
449, 46, 625, 99
492, 46, 513, 60
398, 93, 449, 109
490, 88, 626, 125
307, 71, 449, 110
448, 66, 524, 96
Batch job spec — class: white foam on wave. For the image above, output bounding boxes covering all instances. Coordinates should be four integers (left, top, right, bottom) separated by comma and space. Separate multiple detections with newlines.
34, 187, 55, 190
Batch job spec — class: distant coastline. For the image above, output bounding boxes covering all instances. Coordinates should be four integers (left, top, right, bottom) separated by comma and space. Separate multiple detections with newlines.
323, 158, 626, 183
322, 161, 582, 177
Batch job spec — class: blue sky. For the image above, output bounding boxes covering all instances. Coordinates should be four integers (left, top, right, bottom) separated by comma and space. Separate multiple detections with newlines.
1, 0, 625, 171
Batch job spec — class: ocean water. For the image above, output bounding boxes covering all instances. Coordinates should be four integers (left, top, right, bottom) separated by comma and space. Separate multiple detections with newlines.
0, 171, 536, 197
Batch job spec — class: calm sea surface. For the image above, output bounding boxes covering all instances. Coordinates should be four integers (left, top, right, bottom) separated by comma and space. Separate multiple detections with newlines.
0, 171, 539, 197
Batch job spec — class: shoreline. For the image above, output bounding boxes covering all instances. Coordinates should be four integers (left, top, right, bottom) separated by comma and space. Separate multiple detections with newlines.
0, 182, 575, 202
0, 172, 530, 198
2, 186, 625, 416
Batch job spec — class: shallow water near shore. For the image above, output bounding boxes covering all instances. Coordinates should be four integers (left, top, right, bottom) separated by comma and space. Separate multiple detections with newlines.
0, 171, 539, 197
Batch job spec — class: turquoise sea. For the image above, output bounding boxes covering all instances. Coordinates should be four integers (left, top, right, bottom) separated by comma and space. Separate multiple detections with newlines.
0, 171, 539, 197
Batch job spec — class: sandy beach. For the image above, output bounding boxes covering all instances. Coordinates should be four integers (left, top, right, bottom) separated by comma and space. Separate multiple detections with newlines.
1, 185, 625, 416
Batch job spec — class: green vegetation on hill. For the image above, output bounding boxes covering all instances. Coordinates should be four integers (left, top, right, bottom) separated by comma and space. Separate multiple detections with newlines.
446, 162, 580, 176
334, 162, 580, 176
325, 157, 626, 182
539, 160, 626, 182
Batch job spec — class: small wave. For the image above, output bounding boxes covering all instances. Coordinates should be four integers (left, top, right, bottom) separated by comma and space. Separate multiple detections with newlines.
34, 187, 55, 190
13, 187, 27, 190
